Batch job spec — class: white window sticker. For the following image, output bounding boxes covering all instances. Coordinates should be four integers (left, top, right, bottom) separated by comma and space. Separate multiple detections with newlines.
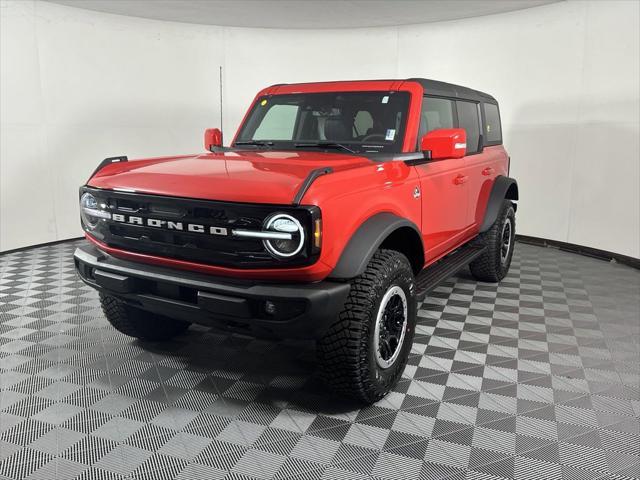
381, 95, 389, 104
385, 129, 396, 141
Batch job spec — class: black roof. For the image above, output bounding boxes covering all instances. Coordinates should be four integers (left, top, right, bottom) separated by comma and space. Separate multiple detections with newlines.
269, 78, 497, 103
408, 78, 497, 103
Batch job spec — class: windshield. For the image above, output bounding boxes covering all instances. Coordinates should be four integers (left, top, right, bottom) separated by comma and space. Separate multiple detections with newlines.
235, 91, 410, 153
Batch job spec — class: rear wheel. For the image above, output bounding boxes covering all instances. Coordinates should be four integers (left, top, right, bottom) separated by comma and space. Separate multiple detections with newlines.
470, 199, 516, 282
317, 249, 417, 404
100, 294, 190, 341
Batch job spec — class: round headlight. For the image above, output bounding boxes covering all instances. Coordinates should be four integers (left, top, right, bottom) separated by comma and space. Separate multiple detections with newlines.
80, 193, 109, 229
263, 213, 305, 258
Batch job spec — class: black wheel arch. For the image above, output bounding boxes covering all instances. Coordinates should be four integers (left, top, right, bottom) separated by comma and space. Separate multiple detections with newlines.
329, 212, 424, 280
480, 176, 518, 233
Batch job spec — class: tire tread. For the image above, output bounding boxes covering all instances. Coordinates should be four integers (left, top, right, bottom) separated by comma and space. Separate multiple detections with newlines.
317, 249, 415, 403
469, 199, 515, 282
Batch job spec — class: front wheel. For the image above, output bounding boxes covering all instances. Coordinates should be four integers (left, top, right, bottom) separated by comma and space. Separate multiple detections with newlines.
317, 249, 417, 404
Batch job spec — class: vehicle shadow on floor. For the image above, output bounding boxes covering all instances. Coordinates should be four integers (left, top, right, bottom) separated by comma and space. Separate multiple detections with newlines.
135, 327, 365, 414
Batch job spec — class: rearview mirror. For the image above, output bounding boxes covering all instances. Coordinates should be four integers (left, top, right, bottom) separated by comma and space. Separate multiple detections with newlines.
204, 128, 223, 151
420, 128, 466, 160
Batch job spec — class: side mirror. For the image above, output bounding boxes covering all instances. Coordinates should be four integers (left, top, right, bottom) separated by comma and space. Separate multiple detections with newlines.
420, 128, 467, 160
204, 128, 223, 151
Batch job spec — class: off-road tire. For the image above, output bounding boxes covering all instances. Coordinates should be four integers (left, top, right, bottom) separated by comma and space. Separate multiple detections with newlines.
100, 294, 190, 341
470, 199, 516, 282
317, 249, 417, 404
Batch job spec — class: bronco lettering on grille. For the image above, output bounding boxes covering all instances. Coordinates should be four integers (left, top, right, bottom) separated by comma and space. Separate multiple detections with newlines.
111, 214, 228, 236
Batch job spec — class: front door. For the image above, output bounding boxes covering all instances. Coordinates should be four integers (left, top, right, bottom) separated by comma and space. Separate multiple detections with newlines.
415, 96, 472, 261
415, 160, 470, 261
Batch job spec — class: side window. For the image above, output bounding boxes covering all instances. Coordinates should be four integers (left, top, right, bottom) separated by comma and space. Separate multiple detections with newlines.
353, 110, 373, 137
418, 97, 455, 140
456, 101, 481, 154
484, 103, 502, 144
253, 104, 299, 140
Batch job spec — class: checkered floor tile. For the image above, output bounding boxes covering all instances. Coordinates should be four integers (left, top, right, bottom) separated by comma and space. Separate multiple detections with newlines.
1, 240, 639, 480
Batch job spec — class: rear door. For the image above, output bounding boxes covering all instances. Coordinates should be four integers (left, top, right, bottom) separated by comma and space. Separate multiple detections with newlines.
414, 96, 471, 261
455, 100, 485, 229
462, 101, 506, 229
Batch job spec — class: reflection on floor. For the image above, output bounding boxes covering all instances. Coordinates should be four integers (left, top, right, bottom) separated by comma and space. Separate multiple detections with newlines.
1, 240, 639, 480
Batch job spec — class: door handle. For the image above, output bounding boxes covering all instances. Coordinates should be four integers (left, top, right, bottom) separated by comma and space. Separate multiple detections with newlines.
482, 167, 495, 176
453, 175, 468, 185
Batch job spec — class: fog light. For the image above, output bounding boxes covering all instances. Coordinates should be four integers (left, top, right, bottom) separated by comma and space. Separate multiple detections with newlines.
264, 301, 276, 315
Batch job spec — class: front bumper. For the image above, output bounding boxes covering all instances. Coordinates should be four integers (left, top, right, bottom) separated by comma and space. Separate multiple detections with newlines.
74, 243, 350, 339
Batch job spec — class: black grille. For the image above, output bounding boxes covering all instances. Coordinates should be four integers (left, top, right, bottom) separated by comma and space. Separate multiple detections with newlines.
81, 187, 319, 268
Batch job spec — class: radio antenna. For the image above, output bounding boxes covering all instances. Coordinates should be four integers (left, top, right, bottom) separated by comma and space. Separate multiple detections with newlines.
219, 65, 224, 144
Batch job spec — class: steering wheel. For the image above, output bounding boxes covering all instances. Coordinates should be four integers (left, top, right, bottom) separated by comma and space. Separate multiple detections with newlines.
361, 133, 387, 143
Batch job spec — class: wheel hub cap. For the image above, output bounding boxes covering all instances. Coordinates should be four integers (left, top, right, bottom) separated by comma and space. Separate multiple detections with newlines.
374, 286, 408, 369
500, 218, 512, 265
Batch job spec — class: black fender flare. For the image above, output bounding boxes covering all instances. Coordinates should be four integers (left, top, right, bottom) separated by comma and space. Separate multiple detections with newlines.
329, 213, 422, 280
480, 176, 519, 232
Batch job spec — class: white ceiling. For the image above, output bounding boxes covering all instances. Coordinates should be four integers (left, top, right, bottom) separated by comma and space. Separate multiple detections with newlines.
45, 0, 562, 29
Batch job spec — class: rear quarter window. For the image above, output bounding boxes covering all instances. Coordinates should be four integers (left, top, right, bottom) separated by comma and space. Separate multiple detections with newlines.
483, 103, 502, 144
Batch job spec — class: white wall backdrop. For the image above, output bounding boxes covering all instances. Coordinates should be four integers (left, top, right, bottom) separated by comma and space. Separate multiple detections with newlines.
1, 0, 639, 258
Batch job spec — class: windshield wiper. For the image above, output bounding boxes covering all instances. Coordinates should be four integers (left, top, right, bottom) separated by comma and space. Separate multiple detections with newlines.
295, 142, 357, 154
234, 140, 275, 148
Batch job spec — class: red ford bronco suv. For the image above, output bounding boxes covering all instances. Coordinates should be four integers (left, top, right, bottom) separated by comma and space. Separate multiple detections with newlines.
74, 79, 518, 403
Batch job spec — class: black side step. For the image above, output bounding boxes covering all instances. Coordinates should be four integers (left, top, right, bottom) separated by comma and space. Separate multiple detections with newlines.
415, 244, 486, 301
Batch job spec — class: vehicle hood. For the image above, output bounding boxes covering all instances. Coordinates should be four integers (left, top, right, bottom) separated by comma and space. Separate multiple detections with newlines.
87, 150, 372, 204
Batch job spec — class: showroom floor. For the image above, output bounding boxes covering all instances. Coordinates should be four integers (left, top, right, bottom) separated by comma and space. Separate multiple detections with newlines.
0, 240, 638, 480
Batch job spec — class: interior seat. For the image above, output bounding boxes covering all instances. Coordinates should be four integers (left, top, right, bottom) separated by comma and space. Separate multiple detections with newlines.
324, 117, 351, 141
